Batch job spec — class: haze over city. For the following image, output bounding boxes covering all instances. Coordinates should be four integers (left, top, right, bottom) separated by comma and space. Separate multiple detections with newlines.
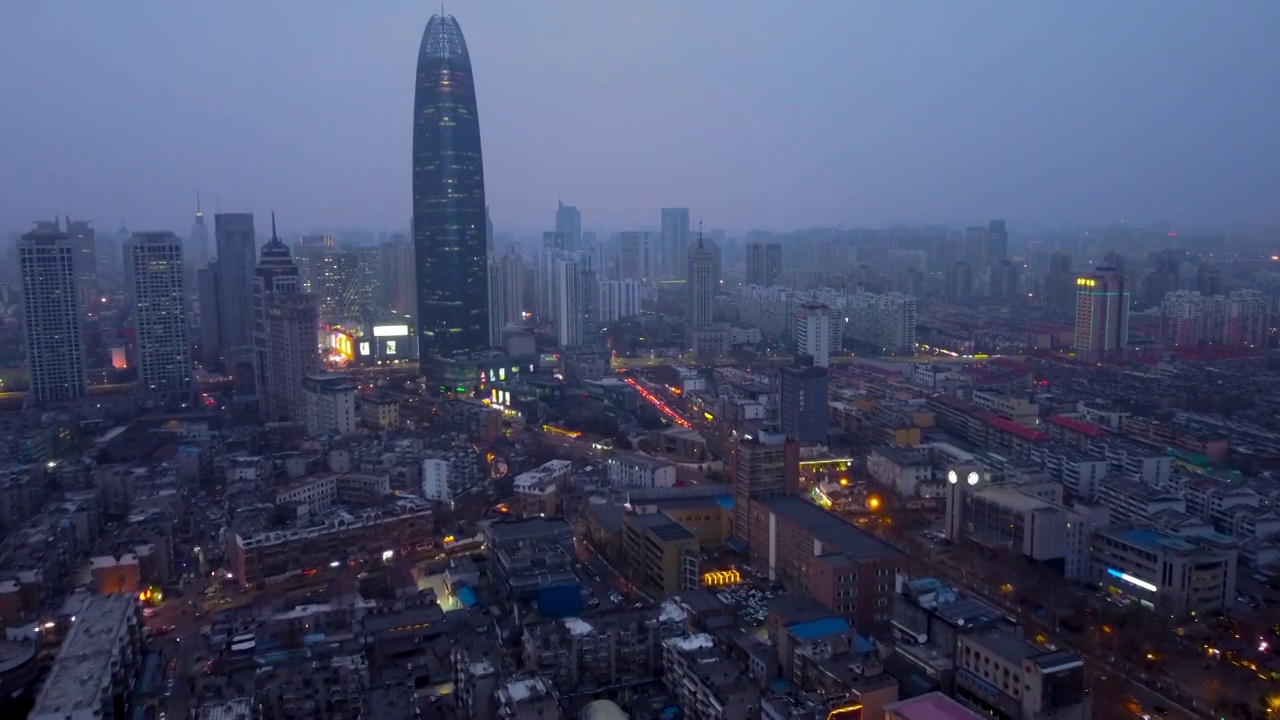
4, 4, 1280, 720
2, 0, 1279, 233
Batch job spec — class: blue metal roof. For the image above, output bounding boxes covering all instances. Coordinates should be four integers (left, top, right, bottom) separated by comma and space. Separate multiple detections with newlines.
1119, 529, 1197, 552
854, 634, 875, 654
456, 586, 478, 608
787, 616, 849, 639
715, 495, 734, 509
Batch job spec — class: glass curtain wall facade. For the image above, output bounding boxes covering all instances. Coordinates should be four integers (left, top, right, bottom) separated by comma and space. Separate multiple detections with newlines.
412, 14, 489, 365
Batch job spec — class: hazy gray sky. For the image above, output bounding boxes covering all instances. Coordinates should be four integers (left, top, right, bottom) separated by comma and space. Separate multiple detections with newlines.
1, 1, 1277, 235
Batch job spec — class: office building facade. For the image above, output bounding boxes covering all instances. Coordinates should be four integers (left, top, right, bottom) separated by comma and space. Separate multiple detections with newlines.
746, 242, 782, 288
598, 280, 641, 323
254, 218, 319, 422
687, 237, 717, 329
18, 226, 86, 403
215, 212, 257, 353
412, 13, 490, 361
779, 366, 829, 445
555, 200, 581, 252
618, 231, 651, 282
124, 232, 192, 399
661, 207, 690, 279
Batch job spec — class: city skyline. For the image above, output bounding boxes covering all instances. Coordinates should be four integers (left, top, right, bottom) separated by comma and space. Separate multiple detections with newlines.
2, 1, 1279, 234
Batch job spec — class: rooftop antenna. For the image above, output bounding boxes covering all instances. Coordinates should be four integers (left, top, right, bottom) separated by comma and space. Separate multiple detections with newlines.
196, 190, 202, 216
698, 216, 704, 246
271, 210, 278, 242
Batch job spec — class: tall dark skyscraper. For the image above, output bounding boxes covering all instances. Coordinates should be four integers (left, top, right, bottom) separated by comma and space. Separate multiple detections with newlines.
215, 212, 257, 353
746, 242, 782, 287
412, 14, 489, 363
780, 365, 829, 445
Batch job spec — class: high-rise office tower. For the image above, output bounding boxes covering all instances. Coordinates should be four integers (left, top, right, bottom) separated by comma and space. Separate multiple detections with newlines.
214, 212, 257, 353
581, 231, 602, 275
63, 218, 97, 312
962, 226, 991, 271
197, 260, 221, 357
102, 222, 130, 284
617, 231, 650, 282
794, 302, 835, 367
552, 254, 590, 348
987, 219, 1009, 266
780, 365, 829, 445
253, 215, 319, 422
1196, 263, 1223, 297
555, 200, 581, 252
1073, 267, 1130, 357
294, 241, 378, 321
382, 234, 416, 315
988, 260, 1020, 299
19, 225, 86, 403
189, 194, 211, 274
1043, 252, 1074, 310
487, 258, 506, 347
598, 280, 640, 323
945, 261, 973, 302
349, 245, 386, 318
94, 222, 121, 284
535, 249, 561, 321
500, 251, 525, 327
660, 207, 690, 279
686, 236, 716, 329
708, 238, 722, 290
124, 232, 192, 399
413, 13, 489, 362
542, 232, 566, 252
745, 242, 782, 287
1143, 250, 1182, 308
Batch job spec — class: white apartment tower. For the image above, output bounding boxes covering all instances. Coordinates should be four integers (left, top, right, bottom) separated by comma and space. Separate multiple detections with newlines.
598, 280, 641, 323
125, 232, 193, 399
487, 258, 506, 347
794, 302, 836, 367
553, 254, 590, 347
845, 291, 918, 355
19, 225, 87, 403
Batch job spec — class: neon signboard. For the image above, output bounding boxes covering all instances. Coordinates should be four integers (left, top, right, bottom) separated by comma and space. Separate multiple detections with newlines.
1106, 568, 1157, 592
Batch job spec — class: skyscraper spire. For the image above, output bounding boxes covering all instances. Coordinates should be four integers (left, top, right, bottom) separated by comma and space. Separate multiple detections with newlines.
271, 210, 278, 243
196, 190, 202, 216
